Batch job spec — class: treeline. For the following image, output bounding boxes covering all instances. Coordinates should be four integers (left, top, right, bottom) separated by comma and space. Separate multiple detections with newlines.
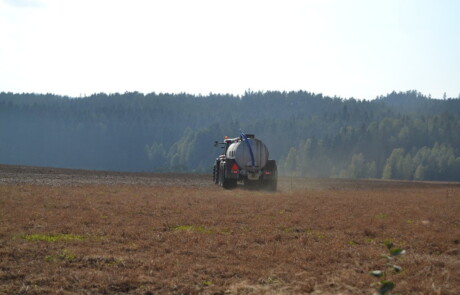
1, 90, 460, 181
282, 115, 460, 181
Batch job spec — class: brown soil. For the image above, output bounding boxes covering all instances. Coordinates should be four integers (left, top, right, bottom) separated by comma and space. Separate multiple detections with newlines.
1, 164, 459, 294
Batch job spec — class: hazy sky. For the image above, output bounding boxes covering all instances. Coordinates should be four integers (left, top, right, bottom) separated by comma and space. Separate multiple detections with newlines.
1, 0, 459, 99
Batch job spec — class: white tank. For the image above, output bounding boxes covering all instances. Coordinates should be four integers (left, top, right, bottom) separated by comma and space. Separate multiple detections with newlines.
226, 138, 269, 170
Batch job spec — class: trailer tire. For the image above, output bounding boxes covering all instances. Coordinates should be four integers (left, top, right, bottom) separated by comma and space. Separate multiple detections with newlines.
264, 179, 277, 192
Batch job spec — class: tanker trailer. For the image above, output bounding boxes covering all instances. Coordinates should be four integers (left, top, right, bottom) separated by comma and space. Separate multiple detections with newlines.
213, 133, 277, 190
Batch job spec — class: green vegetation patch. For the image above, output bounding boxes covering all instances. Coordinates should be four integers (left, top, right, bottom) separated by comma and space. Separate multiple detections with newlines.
369, 240, 406, 295
218, 228, 233, 235
201, 280, 213, 287
21, 233, 85, 242
172, 225, 212, 234
45, 249, 77, 262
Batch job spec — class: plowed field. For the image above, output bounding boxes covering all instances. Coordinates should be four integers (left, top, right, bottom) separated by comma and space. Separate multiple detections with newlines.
1, 164, 459, 294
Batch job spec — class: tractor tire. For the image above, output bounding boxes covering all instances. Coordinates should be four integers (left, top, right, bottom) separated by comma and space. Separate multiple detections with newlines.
219, 163, 237, 189
225, 178, 237, 189
213, 165, 219, 184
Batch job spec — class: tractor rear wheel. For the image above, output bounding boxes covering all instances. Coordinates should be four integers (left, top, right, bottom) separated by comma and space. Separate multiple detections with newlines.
219, 164, 237, 189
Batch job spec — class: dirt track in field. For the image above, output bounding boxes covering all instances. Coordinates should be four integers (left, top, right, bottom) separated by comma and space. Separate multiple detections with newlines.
1, 164, 459, 295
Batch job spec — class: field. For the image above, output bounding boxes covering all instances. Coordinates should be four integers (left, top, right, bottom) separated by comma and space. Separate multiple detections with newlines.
1, 165, 459, 294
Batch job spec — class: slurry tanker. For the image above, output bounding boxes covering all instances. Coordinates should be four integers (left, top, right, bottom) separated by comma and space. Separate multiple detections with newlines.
213, 132, 277, 190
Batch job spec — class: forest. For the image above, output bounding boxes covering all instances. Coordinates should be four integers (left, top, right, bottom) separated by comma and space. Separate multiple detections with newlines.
1, 90, 460, 181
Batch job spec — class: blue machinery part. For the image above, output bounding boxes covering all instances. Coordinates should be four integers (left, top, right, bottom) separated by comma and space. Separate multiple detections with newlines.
240, 131, 255, 167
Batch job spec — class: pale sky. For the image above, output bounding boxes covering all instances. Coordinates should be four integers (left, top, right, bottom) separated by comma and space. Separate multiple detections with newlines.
1, 0, 459, 99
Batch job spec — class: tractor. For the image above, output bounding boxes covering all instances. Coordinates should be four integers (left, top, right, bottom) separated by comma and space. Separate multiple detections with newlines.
213, 132, 277, 190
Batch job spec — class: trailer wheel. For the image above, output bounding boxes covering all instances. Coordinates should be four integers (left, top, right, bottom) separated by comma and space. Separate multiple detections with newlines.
264, 179, 277, 192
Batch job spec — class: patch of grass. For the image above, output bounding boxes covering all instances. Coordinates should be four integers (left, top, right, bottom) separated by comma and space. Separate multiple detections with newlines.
280, 228, 325, 240
348, 240, 359, 246
60, 249, 77, 260
21, 233, 85, 242
172, 225, 212, 234
45, 249, 77, 262
281, 227, 292, 233
219, 228, 233, 235
365, 238, 376, 244
258, 276, 284, 285
201, 280, 213, 287
306, 230, 325, 240
315, 232, 326, 239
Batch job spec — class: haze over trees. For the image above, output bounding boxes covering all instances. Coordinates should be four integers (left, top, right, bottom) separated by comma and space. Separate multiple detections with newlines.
1, 90, 460, 181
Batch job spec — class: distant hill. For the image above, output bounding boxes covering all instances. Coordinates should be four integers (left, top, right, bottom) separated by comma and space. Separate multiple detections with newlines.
1, 90, 460, 181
